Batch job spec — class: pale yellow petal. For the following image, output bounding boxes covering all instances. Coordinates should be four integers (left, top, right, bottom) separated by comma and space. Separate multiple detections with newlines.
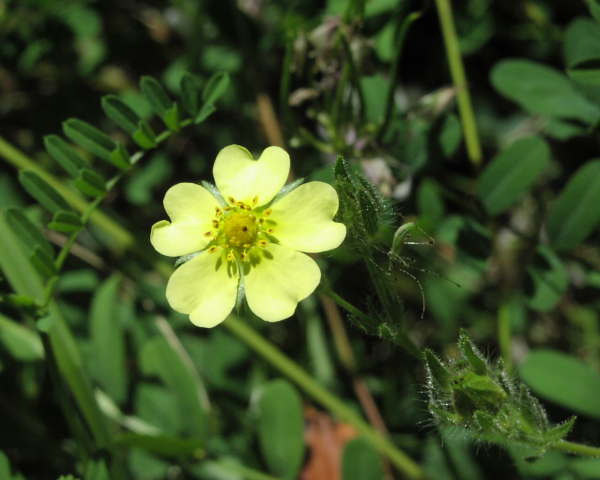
270, 181, 346, 253
150, 183, 219, 257
244, 243, 320, 322
166, 250, 238, 328
213, 145, 290, 206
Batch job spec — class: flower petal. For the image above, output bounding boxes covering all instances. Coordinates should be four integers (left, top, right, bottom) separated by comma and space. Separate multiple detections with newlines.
166, 249, 239, 328
213, 145, 290, 206
150, 183, 220, 257
270, 181, 346, 253
244, 243, 320, 322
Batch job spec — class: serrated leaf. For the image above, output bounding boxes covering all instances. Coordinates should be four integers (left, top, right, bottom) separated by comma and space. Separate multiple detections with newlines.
477, 136, 550, 215
202, 72, 229, 107
101, 94, 140, 133
48, 210, 82, 233
44, 135, 88, 177
140, 76, 172, 115
458, 330, 487, 375
0, 312, 44, 362
89, 275, 127, 404
5, 207, 54, 259
180, 72, 203, 115
63, 118, 116, 163
256, 379, 304, 480
564, 18, 600, 85
19, 170, 72, 214
73, 168, 106, 197
490, 59, 600, 124
546, 160, 600, 251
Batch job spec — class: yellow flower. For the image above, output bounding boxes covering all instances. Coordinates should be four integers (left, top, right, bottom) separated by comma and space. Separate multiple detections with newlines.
150, 145, 346, 327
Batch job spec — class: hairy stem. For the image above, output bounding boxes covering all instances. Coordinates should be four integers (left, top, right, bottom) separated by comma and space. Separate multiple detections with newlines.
554, 440, 600, 457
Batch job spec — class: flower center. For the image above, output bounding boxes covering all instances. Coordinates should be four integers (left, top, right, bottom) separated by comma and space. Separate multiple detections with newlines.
222, 212, 257, 247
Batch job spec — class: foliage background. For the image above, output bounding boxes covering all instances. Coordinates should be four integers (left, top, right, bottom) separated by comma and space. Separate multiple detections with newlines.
2, 0, 600, 479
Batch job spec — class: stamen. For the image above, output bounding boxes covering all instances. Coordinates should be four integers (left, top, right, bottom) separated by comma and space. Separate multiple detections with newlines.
212, 220, 220, 228
258, 240, 268, 247
264, 209, 272, 216
267, 228, 274, 234
204, 231, 213, 237
208, 246, 218, 253
228, 196, 236, 204
252, 196, 259, 206
226, 251, 235, 261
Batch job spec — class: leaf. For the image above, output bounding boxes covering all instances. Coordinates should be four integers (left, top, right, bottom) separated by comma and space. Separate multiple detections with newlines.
477, 136, 550, 215
48, 210, 83, 233
5, 207, 54, 259
140, 75, 172, 115
180, 72, 203, 115
19, 170, 72, 214
586, 0, 600, 23
89, 275, 128, 405
520, 349, 600, 419
140, 335, 209, 439
73, 168, 107, 197
114, 433, 202, 458
132, 120, 157, 149
84, 460, 110, 480
63, 118, 116, 163
202, 71, 230, 107
110, 142, 131, 171
44, 135, 88, 177
256, 379, 305, 480
490, 59, 600, 124
30, 246, 57, 279
341, 437, 384, 480
546, 160, 600, 251
101, 94, 140, 133
194, 103, 216, 124
526, 246, 568, 312
0, 313, 44, 362
564, 18, 600, 85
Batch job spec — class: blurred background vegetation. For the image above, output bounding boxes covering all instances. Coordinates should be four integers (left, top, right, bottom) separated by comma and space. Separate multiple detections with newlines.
2, 0, 600, 479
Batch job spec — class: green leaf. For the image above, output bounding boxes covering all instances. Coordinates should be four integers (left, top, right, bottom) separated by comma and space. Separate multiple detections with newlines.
526, 246, 568, 312
73, 168, 107, 197
48, 210, 83, 233
477, 136, 550, 215
114, 433, 202, 458
194, 103, 216, 124
0, 313, 44, 361
132, 120, 157, 149
89, 275, 127, 405
202, 71, 230, 107
256, 379, 305, 480
490, 59, 600, 124
520, 349, 600, 419
586, 0, 600, 22
180, 72, 203, 115
162, 102, 180, 131
110, 142, 131, 171
564, 18, 600, 85
44, 135, 88, 177
19, 170, 72, 214
30, 246, 57, 279
140, 76, 172, 116
140, 335, 209, 439
5, 207, 54, 259
571, 458, 600, 478
63, 118, 116, 163
84, 460, 110, 480
101, 94, 140, 133
342, 437, 384, 480
546, 160, 600, 251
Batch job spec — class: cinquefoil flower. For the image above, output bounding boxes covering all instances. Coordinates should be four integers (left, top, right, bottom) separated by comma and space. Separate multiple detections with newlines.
151, 145, 346, 327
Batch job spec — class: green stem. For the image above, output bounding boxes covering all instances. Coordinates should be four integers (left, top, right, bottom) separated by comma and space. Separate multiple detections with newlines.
497, 302, 513, 372
554, 440, 600, 457
434, 0, 482, 167
224, 316, 425, 479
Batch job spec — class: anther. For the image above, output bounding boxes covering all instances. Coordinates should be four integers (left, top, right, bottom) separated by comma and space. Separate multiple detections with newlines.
212, 220, 220, 228
226, 251, 235, 261
267, 228, 274, 234
264, 209, 272, 216
228, 196, 236, 204
204, 231, 213, 237
208, 246, 218, 253
252, 196, 258, 206
258, 240, 268, 247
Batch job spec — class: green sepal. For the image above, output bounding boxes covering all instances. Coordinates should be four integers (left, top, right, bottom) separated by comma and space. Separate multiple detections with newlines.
458, 329, 488, 375
18, 170, 72, 214
48, 210, 83, 233
543, 416, 576, 444
44, 135, 88, 177
132, 120, 157, 149
101, 94, 140, 134
110, 143, 131, 171
63, 118, 116, 163
424, 348, 451, 390
73, 168, 107, 197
